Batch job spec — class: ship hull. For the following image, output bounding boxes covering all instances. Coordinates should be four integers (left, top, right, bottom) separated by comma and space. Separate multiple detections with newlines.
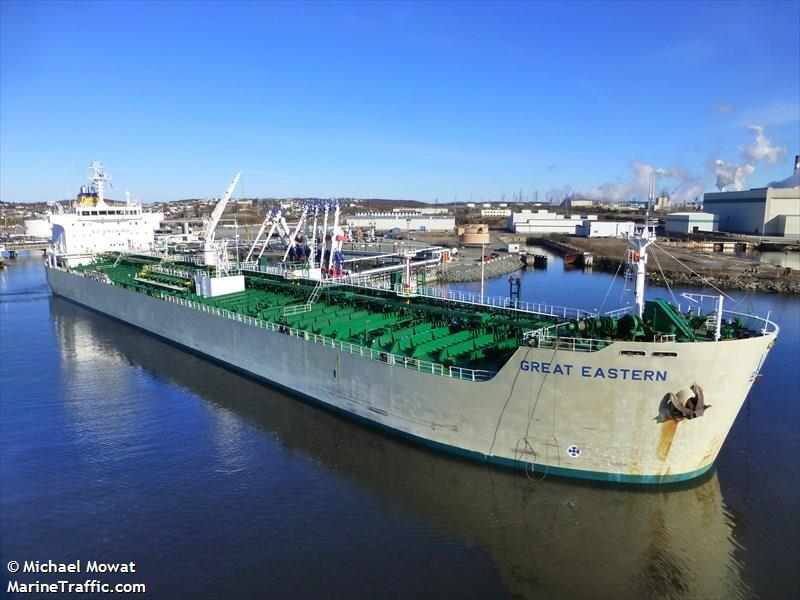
46, 266, 775, 484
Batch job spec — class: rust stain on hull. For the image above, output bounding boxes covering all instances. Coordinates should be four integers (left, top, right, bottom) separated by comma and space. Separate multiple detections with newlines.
697, 435, 722, 470
657, 419, 679, 462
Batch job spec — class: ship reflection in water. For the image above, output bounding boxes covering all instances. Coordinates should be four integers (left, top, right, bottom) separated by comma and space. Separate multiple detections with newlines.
48, 295, 753, 599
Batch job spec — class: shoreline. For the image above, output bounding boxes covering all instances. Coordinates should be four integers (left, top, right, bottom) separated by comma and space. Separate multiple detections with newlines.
525, 234, 800, 295
430, 249, 800, 294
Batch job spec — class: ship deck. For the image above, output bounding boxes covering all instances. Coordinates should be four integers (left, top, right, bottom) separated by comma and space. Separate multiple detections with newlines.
73, 253, 770, 376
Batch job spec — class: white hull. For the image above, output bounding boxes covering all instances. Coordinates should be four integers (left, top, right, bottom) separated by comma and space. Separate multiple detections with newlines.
46, 266, 776, 484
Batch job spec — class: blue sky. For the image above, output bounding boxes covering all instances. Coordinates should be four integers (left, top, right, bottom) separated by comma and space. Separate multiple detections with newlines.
1, 0, 798, 203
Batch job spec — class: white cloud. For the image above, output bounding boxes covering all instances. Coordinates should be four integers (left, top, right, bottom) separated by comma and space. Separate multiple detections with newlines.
715, 103, 733, 114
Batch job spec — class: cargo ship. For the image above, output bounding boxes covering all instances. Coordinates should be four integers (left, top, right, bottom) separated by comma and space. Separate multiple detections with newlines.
45, 164, 778, 484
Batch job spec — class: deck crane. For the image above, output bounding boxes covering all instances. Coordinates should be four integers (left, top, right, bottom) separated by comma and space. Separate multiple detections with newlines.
327, 200, 344, 274
202, 170, 242, 267
245, 209, 276, 263
308, 202, 320, 269
245, 208, 293, 263
282, 203, 310, 263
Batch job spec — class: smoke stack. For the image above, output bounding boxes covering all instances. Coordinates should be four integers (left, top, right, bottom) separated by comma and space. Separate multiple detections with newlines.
794, 154, 799, 175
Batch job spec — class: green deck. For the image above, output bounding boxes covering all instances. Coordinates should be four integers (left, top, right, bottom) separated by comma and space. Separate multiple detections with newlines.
74, 253, 760, 373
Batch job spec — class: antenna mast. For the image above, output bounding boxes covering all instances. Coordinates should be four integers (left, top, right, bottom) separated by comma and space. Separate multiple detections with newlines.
88, 161, 111, 206
629, 168, 662, 318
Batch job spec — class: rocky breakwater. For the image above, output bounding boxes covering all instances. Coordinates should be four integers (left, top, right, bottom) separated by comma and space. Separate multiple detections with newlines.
647, 270, 800, 294
434, 254, 523, 283
592, 256, 800, 294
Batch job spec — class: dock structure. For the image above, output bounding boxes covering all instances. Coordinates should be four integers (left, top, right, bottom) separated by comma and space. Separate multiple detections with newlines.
528, 237, 592, 268
0, 239, 50, 258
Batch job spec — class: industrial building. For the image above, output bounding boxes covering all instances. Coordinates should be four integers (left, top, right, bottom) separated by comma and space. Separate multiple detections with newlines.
561, 198, 594, 209
480, 208, 512, 217
653, 196, 671, 211
703, 187, 800, 237
576, 220, 635, 238
391, 207, 449, 215
509, 209, 595, 234
509, 209, 634, 238
665, 212, 719, 234
347, 211, 455, 232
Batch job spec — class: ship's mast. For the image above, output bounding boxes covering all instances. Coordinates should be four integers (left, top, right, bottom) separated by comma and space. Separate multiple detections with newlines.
629, 169, 661, 318
88, 161, 111, 207
630, 217, 655, 318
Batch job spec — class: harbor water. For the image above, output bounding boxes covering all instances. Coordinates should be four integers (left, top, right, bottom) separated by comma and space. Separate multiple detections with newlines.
1, 253, 798, 599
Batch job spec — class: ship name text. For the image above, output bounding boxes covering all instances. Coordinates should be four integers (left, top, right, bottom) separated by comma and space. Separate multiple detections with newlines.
519, 361, 667, 382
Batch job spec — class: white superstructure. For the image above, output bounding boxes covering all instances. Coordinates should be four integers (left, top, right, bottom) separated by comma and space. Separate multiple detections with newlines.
49, 162, 163, 266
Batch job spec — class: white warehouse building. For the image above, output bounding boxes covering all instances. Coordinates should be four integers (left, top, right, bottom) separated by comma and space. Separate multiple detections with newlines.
665, 212, 719, 234
576, 220, 635, 238
347, 212, 455, 232
509, 209, 595, 234
510, 209, 633, 237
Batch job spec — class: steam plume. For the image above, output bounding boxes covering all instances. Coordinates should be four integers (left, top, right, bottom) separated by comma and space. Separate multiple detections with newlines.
713, 124, 788, 190
741, 125, 785, 165
768, 154, 800, 188
579, 160, 703, 204
714, 160, 755, 191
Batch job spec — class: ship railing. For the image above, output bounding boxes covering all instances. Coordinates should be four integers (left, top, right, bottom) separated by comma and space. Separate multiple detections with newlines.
82, 269, 112, 285
127, 249, 172, 262
113, 249, 209, 267
527, 327, 680, 352
337, 273, 393, 291
603, 305, 633, 318
722, 309, 780, 336
281, 262, 311, 280
532, 335, 612, 353
654, 334, 677, 343
398, 284, 597, 319
523, 321, 570, 342
148, 264, 194, 279
238, 262, 289, 277
160, 295, 496, 382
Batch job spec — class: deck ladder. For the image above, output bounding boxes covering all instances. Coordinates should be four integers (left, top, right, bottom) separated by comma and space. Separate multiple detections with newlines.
282, 279, 325, 316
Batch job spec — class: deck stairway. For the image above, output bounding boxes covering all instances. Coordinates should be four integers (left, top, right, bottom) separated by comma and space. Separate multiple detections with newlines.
283, 279, 326, 317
